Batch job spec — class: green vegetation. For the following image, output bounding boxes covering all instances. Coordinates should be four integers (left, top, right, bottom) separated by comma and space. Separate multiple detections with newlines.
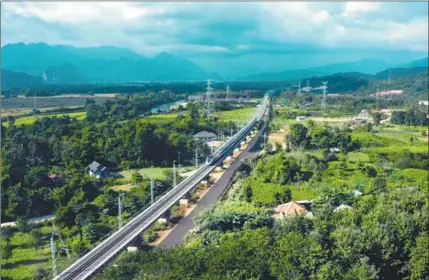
0, 226, 55, 280
214, 107, 256, 123
4, 112, 87, 127
120, 166, 195, 181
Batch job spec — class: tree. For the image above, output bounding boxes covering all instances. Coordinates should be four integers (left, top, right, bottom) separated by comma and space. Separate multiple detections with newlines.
131, 171, 143, 185
370, 176, 387, 194
16, 216, 31, 233
2, 240, 13, 264
410, 234, 429, 280
273, 192, 282, 205
244, 186, 253, 203
34, 267, 50, 280
31, 228, 43, 251
282, 188, 292, 203
374, 112, 382, 124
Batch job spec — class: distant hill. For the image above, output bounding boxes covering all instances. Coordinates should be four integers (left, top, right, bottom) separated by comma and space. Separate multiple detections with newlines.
1, 43, 211, 83
375, 66, 429, 80
401, 57, 428, 68
304, 72, 376, 93
1, 69, 43, 89
240, 59, 391, 82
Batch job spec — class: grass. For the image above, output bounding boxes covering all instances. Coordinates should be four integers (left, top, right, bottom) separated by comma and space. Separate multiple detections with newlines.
251, 182, 318, 206
5, 112, 87, 127
0, 226, 55, 280
214, 107, 256, 123
144, 113, 180, 124
120, 166, 196, 181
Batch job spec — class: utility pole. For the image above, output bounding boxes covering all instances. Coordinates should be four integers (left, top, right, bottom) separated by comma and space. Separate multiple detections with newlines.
177, 151, 181, 166
321, 81, 328, 112
118, 194, 123, 229
33, 90, 37, 116
51, 234, 58, 278
52, 223, 70, 260
230, 125, 234, 137
173, 160, 177, 187
150, 178, 155, 205
226, 84, 230, 101
195, 148, 199, 168
376, 84, 380, 110
297, 80, 301, 95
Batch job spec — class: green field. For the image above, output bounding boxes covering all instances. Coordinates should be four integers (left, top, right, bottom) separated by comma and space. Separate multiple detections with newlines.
120, 166, 196, 181
251, 182, 318, 205
0, 226, 58, 280
144, 113, 180, 124
5, 112, 87, 127
214, 107, 256, 123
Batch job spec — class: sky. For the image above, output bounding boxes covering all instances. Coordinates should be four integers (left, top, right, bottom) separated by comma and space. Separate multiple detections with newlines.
1, 2, 428, 76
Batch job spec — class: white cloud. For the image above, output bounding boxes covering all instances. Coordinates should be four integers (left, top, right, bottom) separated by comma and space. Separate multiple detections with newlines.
342, 2, 382, 18
3, 2, 164, 25
1, 2, 427, 55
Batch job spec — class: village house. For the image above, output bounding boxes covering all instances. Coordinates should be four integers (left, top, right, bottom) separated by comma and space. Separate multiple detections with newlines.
87, 161, 109, 179
193, 131, 217, 142
272, 201, 313, 219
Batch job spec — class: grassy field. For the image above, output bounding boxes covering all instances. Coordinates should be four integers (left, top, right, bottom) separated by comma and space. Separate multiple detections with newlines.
251, 182, 318, 205
144, 113, 180, 124
4, 112, 87, 127
214, 107, 256, 123
120, 166, 196, 181
0, 226, 54, 280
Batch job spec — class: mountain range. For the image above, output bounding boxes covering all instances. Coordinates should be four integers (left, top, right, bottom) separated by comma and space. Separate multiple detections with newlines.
1, 42, 428, 87
1, 43, 214, 84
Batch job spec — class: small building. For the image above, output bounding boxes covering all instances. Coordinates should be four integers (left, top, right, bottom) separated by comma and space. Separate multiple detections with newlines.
334, 204, 353, 213
296, 116, 306, 122
273, 201, 307, 219
329, 147, 340, 153
48, 173, 64, 184
87, 161, 109, 179
418, 101, 429, 106
352, 190, 363, 197
193, 131, 217, 142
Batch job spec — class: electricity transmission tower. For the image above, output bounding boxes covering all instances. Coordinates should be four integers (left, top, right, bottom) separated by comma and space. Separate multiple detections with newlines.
225, 84, 230, 101
376, 84, 380, 110
321, 81, 328, 112
297, 80, 301, 95
204, 80, 215, 121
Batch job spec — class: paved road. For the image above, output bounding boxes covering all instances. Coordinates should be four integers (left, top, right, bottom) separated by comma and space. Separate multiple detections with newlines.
158, 118, 268, 248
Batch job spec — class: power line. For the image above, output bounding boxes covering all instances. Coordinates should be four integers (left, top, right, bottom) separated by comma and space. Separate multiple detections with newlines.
204, 79, 215, 121
321, 81, 328, 112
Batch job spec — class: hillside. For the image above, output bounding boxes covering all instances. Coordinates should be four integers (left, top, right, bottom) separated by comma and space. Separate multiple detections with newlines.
375, 66, 429, 80
1, 43, 211, 83
304, 72, 376, 93
1, 69, 43, 89
401, 57, 428, 68
240, 59, 391, 82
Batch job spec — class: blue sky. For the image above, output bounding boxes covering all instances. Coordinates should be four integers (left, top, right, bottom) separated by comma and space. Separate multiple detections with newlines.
1, 2, 428, 76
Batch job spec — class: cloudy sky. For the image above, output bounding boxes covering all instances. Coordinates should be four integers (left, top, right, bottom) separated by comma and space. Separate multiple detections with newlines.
1, 2, 428, 76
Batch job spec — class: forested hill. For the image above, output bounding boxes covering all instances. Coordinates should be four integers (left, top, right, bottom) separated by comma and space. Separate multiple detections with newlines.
1, 43, 212, 83
1, 69, 43, 89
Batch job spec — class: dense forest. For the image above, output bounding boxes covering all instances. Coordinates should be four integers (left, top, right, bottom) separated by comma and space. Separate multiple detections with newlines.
0, 93, 238, 222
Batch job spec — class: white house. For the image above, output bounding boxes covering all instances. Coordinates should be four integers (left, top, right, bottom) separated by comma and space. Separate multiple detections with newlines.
418, 101, 428, 106
296, 116, 306, 122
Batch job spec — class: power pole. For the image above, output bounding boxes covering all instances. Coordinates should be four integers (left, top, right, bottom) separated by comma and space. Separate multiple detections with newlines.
225, 84, 230, 101
204, 80, 215, 121
307, 80, 310, 91
177, 151, 181, 166
195, 148, 199, 168
321, 81, 328, 112
173, 161, 177, 187
230, 125, 234, 137
376, 84, 380, 110
33, 90, 37, 116
150, 178, 155, 205
51, 234, 58, 278
52, 223, 70, 260
297, 80, 301, 95
118, 194, 123, 229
